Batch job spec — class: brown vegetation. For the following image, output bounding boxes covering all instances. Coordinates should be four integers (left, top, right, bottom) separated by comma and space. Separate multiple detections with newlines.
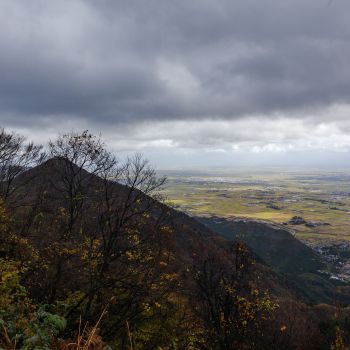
0, 129, 350, 349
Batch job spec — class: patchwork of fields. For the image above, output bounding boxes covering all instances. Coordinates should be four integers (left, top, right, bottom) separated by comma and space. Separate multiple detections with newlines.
162, 170, 350, 244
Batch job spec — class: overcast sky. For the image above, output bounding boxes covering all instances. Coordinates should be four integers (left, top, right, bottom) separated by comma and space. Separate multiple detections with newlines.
1, 0, 350, 169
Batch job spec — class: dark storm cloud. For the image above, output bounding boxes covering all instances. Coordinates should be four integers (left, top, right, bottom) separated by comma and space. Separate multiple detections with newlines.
1, 0, 350, 129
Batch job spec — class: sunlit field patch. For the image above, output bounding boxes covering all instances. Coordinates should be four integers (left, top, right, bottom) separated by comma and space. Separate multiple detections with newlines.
163, 170, 350, 243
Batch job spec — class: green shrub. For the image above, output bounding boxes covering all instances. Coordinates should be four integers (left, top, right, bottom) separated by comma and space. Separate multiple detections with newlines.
0, 259, 66, 349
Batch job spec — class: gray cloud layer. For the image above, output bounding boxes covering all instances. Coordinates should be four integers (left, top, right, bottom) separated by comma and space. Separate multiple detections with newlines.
1, 0, 350, 124
1, 0, 350, 165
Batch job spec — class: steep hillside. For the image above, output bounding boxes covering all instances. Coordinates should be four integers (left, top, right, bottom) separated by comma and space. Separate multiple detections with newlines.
199, 217, 323, 273
6, 158, 348, 304
6, 158, 294, 298
2, 157, 350, 348
199, 216, 350, 303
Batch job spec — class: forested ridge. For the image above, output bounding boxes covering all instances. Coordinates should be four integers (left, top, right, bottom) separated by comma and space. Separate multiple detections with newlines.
0, 129, 349, 349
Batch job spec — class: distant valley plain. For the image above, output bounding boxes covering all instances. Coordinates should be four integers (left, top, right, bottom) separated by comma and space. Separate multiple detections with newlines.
162, 169, 350, 246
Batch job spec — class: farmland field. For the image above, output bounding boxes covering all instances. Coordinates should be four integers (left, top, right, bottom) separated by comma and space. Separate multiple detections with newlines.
161, 169, 350, 245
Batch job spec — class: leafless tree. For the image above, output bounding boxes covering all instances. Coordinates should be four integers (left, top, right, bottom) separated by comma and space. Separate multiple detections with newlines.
191, 241, 274, 350
44, 131, 170, 324
0, 128, 46, 200
96, 153, 166, 275
48, 130, 116, 237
